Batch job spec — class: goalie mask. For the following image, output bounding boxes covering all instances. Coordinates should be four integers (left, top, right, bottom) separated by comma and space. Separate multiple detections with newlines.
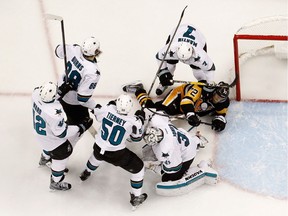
176, 42, 194, 61
143, 127, 164, 146
39, 81, 57, 103
116, 94, 133, 115
81, 36, 101, 57
212, 82, 230, 103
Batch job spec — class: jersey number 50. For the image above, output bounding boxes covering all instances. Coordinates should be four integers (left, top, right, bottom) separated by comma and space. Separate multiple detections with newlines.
101, 118, 126, 146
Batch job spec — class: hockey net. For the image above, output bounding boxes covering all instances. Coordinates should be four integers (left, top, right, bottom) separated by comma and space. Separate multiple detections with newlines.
233, 16, 288, 102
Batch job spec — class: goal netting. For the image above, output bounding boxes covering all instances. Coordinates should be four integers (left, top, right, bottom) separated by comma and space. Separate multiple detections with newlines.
233, 15, 288, 102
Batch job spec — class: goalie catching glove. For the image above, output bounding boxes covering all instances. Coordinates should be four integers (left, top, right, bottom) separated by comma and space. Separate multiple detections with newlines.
211, 115, 226, 132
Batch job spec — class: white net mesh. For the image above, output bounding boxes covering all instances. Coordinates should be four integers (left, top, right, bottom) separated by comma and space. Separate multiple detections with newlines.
234, 16, 288, 101
236, 15, 288, 35
236, 16, 288, 59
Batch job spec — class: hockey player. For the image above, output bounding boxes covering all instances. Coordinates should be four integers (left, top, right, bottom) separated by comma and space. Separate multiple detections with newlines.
79, 94, 147, 209
123, 81, 230, 132
142, 113, 218, 196
32, 82, 93, 191
155, 24, 215, 95
55, 36, 101, 125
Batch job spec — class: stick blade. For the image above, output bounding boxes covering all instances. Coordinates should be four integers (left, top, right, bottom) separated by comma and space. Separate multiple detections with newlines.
45, 14, 63, 21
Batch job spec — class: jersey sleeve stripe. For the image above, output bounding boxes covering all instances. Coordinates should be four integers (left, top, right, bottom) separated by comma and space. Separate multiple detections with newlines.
77, 94, 92, 102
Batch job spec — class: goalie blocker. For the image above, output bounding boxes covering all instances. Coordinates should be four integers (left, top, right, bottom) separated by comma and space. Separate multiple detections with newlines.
155, 160, 219, 196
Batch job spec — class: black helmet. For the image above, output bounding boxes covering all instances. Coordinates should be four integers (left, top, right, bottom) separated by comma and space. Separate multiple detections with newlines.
213, 82, 229, 102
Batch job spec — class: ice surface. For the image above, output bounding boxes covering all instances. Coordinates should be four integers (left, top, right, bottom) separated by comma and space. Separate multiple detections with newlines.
0, 0, 287, 215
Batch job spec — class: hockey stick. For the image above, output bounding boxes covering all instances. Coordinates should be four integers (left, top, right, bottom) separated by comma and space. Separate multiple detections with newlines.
147, 5, 188, 95
187, 121, 212, 132
174, 74, 239, 88
45, 14, 68, 82
173, 80, 207, 86
145, 107, 212, 126
46, 14, 97, 138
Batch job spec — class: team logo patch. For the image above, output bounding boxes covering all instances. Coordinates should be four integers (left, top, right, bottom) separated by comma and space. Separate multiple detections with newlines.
55, 109, 62, 115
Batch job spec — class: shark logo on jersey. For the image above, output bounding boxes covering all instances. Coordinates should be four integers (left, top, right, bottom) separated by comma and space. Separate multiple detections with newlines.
55, 109, 62, 115
169, 50, 176, 57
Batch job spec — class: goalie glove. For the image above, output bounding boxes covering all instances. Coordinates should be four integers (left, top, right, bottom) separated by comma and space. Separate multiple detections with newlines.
211, 115, 226, 132
186, 112, 200, 127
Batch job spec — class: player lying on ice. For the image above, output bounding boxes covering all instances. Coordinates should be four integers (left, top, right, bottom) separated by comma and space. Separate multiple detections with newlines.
141, 110, 219, 196
123, 80, 230, 132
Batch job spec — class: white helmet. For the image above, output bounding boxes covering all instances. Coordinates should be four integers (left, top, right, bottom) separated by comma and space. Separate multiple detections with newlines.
116, 94, 133, 115
81, 36, 100, 56
176, 42, 194, 60
39, 81, 57, 103
143, 126, 164, 146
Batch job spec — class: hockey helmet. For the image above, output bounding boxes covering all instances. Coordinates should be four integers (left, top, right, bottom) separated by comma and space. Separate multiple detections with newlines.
143, 126, 164, 146
176, 42, 194, 61
116, 94, 133, 115
40, 81, 57, 103
81, 36, 100, 56
212, 81, 230, 103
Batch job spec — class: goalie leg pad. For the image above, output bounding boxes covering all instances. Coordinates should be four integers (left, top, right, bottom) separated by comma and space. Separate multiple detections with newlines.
155, 165, 218, 196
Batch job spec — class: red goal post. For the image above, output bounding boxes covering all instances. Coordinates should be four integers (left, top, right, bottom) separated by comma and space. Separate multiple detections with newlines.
233, 16, 288, 102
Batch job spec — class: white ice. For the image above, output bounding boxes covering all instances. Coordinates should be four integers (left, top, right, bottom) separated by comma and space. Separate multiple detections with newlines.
0, 0, 287, 215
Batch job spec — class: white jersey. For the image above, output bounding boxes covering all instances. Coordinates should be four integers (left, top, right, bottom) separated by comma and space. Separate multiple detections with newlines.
32, 88, 79, 151
149, 114, 199, 174
156, 24, 214, 72
55, 44, 100, 109
93, 104, 143, 153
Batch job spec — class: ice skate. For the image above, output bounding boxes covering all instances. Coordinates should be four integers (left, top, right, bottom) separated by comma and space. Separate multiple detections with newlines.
49, 175, 71, 191
130, 192, 148, 210
155, 84, 168, 96
39, 154, 51, 166
79, 169, 91, 181
122, 80, 144, 93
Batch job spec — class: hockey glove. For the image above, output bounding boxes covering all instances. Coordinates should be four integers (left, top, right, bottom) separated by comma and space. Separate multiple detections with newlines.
158, 69, 174, 86
202, 81, 215, 99
58, 82, 73, 98
107, 99, 116, 106
212, 115, 226, 132
186, 112, 200, 127
135, 110, 145, 124
78, 118, 93, 136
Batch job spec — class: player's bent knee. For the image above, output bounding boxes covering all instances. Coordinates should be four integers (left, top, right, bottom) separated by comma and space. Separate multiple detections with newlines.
129, 156, 144, 174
